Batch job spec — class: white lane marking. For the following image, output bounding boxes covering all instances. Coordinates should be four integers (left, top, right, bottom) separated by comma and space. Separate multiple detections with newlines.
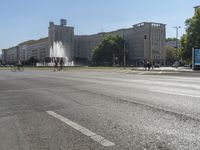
150, 90, 200, 98
46, 111, 115, 147
158, 68, 164, 74
138, 71, 145, 75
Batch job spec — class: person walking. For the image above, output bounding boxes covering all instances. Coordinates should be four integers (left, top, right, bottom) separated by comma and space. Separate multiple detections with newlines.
59, 58, 64, 71
54, 59, 58, 72
147, 60, 150, 70
16, 59, 22, 70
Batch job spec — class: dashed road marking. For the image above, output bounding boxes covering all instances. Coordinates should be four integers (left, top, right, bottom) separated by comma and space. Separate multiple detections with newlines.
150, 90, 200, 98
138, 71, 146, 75
46, 110, 115, 147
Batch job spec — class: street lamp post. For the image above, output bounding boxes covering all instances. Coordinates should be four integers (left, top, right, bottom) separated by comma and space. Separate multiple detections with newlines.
173, 26, 181, 67
123, 40, 126, 69
174, 26, 181, 49
123, 29, 127, 69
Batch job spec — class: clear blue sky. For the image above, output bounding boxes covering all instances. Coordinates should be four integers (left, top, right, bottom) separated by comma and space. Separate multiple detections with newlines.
0, 0, 199, 54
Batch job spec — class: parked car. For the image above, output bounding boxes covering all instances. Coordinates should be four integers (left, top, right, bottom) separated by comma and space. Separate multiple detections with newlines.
184, 64, 192, 69
154, 64, 160, 68
184, 64, 190, 67
172, 61, 179, 68
0, 64, 6, 67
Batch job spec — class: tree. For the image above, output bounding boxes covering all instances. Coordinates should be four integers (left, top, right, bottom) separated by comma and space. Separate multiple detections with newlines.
92, 35, 124, 66
166, 38, 177, 42
181, 8, 200, 62
165, 46, 178, 65
26, 56, 38, 65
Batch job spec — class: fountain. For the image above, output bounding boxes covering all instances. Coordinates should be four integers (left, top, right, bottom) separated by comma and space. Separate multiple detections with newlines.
49, 41, 74, 66
50, 41, 65, 58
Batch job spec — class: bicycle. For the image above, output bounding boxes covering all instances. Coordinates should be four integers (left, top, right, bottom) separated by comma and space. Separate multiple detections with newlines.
11, 65, 24, 72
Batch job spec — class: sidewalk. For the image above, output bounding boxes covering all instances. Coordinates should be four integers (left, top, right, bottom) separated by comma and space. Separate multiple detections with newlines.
132, 67, 199, 72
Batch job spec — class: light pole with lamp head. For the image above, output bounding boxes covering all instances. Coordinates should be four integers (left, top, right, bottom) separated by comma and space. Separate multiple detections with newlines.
173, 26, 181, 48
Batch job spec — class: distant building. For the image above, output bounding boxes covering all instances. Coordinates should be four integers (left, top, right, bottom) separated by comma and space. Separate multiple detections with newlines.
2, 47, 18, 64
1, 19, 166, 66
48, 20, 74, 61
165, 40, 180, 48
74, 22, 166, 66
2, 38, 48, 64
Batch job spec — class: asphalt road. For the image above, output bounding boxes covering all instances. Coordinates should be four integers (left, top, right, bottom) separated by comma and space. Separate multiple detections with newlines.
0, 69, 200, 150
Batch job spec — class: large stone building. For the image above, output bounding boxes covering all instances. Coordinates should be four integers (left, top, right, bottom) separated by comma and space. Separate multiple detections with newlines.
74, 22, 166, 66
2, 19, 166, 66
49, 20, 74, 61
2, 37, 48, 64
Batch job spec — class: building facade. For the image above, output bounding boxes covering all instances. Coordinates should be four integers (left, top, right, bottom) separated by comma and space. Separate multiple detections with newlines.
2, 19, 166, 66
25, 38, 48, 62
2, 38, 48, 64
49, 20, 74, 61
2, 46, 18, 64
74, 22, 166, 66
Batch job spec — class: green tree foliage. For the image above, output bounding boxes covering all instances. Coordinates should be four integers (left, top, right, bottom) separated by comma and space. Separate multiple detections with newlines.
165, 46, 178, 65
26, 56, 38, 65
166, 38, 177, 42
92, 35, 124, 66
181, 8, 200, 62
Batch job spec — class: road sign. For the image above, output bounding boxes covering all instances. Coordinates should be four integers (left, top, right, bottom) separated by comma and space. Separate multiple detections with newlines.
192, 48, 200, 70
194, 48, 200, 65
